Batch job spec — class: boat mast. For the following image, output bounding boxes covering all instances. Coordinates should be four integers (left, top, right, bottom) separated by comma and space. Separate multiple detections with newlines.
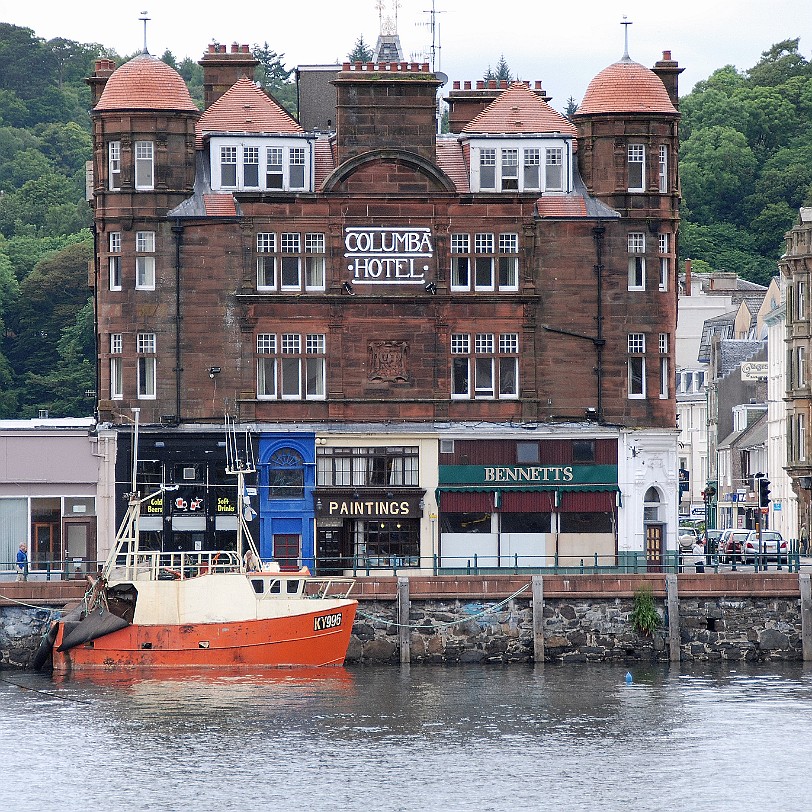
224, 415, 258, 565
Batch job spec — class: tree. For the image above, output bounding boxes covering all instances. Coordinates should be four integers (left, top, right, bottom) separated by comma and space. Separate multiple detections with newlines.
348, 35, 374, 63
564, 97, 578, 117
253, 42, 296, 115
746, 39, 811, 87
484, 55, 512, 83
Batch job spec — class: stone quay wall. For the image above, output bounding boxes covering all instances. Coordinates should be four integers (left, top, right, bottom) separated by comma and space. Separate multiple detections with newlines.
1, 574, 811, 668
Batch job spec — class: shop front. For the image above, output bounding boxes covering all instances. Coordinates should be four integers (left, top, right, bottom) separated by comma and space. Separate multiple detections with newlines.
438, 459, 619, 569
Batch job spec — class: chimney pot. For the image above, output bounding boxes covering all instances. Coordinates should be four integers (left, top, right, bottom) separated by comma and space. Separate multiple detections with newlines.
464, 80, 471, 90
663, 50, 672, 60
453, 80, 460, 89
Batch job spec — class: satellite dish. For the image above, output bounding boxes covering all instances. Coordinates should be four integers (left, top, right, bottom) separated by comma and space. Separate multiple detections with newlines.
435, 71, 448, 86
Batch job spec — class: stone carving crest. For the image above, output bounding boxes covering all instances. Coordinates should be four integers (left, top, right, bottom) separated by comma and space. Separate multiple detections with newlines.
368, 340, 408, 382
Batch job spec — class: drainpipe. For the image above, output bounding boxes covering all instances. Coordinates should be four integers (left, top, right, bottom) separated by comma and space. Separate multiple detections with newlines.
172, 220, 184, 422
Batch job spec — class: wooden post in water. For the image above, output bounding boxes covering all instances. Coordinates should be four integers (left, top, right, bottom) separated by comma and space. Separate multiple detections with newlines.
665, 573, 680, 662
532, 575, 545, 663
800, 573, 812, 661
398, 576, 410, 664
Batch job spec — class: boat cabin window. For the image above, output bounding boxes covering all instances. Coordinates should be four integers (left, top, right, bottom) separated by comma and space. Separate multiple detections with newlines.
251, 579, 264, 594
269, 579, 281, 594
286, 579, 300, 594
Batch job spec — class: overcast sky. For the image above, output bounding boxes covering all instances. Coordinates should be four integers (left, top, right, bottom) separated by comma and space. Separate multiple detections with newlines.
4, 1, 812, 111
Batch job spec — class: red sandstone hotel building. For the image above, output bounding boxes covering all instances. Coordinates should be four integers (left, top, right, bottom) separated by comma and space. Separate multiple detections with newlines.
87, 42, 682, 573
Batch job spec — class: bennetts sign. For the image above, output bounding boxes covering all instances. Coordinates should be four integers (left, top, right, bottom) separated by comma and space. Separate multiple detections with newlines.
344, 226, 432, 285
439, 465, 618, 489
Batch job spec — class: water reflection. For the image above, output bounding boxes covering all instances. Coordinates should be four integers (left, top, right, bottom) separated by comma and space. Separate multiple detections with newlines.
3, 663, 812, 812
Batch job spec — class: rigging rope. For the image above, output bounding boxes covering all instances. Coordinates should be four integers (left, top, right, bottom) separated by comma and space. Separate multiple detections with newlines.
355, 582, 531, 630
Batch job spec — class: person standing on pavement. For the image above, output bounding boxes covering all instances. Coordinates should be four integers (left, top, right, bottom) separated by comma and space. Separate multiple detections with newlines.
801, 525, 809, 557
692, 539, 705, 573
16, 542, 28, 581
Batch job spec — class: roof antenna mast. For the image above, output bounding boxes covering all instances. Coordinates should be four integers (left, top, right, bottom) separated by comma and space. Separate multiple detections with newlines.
621, 15, 632, 61
139, 10, 150, 55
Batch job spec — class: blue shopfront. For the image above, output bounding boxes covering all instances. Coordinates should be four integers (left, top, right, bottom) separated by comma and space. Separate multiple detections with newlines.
258, 433, 316, 570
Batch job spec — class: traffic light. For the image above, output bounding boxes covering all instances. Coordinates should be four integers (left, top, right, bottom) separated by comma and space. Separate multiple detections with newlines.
759, 478, 771, 507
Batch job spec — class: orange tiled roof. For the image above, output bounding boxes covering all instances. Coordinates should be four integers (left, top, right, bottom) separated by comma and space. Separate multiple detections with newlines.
95, 54, 198, 112
196, 77, 303, 146
462, 82, 577, 135
203, 194, 237, 217
577, 58, 677, 115
435, 139, 468, 193
313, 136, 335, 191
535, 196, 588, 218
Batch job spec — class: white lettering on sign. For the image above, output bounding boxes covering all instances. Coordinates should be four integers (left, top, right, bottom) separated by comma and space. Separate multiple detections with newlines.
344, 227, 433, 285
314, 612, 342, 631
483, 466, 575, 482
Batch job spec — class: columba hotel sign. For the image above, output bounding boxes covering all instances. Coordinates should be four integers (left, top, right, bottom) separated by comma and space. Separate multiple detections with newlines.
344, 226, 433, 285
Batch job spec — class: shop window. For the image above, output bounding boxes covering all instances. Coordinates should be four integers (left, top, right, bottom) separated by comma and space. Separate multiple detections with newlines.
500, 513, 551, 533
354, 520, 420, 567
559, 512, 613, 533
316, 446, 419, 487
441, 513, 492, 533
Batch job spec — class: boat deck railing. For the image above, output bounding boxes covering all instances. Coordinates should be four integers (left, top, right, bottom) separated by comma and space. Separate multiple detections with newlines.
110, 550, 243, 582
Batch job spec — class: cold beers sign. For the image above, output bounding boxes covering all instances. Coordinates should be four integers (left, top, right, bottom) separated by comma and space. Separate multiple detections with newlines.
344, 226, 432, 285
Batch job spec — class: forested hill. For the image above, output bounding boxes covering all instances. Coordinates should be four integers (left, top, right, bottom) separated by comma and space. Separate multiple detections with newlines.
0, 23, 810, 417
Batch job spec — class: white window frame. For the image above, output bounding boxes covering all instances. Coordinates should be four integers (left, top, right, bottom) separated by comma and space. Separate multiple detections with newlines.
108, 141, 121, 191
628, 232, 646, 291
799, 413, 807, 462
110, 334, 123, 400
658, 233, 669, 292
257, 332, 326, 401
545, 147, 563, 192
628, 333, 646, 399
659, 333, 669, 399
134, 141, 154, 190
304, 233, 326, 291
211, 137, 313, 192
280, 233, 302, 291
450, 234, 471, 291
135, 231, 156, 290
628, 143, 645, 192
137, 333, 156, 399
798, 346, 806, 388
471, 139, 572, 193
109, 232, 121, 291
658, 145, 668, 193
451, 332, 518, 400
797, 280, 807, 321
257, 233, 276, 290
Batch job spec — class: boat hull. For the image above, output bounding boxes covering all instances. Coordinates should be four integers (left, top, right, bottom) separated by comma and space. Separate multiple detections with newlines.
52, 600, 357, 674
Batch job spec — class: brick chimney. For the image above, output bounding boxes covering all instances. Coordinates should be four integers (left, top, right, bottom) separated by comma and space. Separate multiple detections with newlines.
652, 51, 684, 110
85, 58, 117, 107
199, 43, 259, 109
333, 62, 442, 165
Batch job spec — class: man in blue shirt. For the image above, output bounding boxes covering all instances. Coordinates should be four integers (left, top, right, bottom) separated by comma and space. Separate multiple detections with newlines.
16, 542, 28, 581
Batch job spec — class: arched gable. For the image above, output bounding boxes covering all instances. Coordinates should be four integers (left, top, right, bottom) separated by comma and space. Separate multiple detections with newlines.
322, 148, 456, 194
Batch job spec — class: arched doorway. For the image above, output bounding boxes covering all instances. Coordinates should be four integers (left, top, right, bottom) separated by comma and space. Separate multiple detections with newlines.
643, 486, 664, 571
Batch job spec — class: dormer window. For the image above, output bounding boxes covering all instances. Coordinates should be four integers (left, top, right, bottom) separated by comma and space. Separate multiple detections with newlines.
211, 137, 312, 192
470, 139, 571, 193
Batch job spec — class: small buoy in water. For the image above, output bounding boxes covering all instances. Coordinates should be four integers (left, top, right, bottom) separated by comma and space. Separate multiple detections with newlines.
625, 671, 633, 684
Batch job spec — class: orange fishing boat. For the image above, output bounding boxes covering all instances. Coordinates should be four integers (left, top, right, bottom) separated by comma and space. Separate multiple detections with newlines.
48, 419, 357, 675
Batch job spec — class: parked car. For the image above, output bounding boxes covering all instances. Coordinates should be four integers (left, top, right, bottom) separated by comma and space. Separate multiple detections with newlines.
702, 528, 722, 556
742, 531, 787, 564
719, 529, 750, 564
678, 526, 699, 552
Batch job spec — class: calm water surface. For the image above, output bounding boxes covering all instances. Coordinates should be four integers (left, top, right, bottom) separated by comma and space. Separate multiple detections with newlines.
1, 662, 810, 811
